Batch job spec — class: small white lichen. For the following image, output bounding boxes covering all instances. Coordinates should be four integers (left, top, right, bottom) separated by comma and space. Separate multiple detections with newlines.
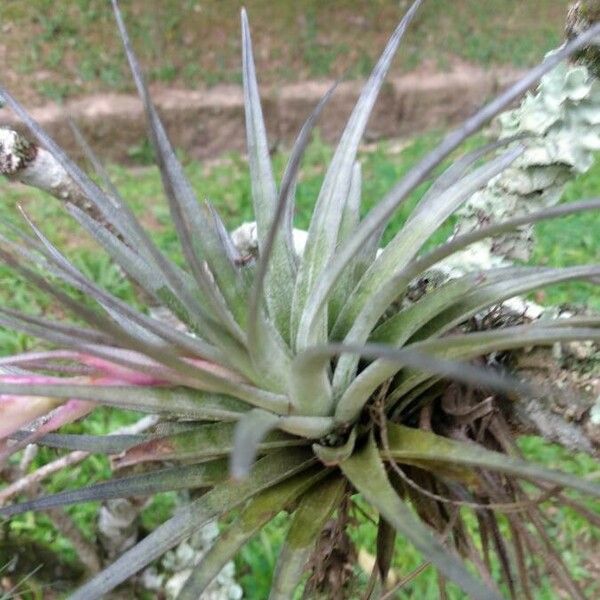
0, 128, 30, 175
591, 395, 600, 424
142, 519, 243, 600
231, 221, 308, 258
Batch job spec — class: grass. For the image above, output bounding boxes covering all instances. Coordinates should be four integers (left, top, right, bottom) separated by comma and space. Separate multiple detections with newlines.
2, 0, 571, 105
0, 131, 598, 598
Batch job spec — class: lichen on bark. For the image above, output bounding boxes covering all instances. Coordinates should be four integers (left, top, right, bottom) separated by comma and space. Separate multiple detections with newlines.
0, 128, 37, 176
444, 58, 600, 275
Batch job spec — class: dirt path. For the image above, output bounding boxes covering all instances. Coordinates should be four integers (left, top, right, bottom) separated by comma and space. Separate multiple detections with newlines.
0, 64, 522, 164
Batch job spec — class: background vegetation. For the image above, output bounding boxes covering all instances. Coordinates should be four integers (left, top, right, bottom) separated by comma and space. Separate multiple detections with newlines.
2, 0, 572, 104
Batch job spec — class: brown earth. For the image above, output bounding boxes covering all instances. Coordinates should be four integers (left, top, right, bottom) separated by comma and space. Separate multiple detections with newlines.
0, 63, 522, 164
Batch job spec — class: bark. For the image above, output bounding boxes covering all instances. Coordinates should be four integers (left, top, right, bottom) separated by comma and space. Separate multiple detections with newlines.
0, 127, 112, 229
566, 1, 600, 77
508, 346, 600, 458
141, 518, 243, 600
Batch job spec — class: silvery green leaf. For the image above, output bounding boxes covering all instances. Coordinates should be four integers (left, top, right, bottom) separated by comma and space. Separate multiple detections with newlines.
345, 265, 600, 409
328, 162, 362, 326
0, 461, 229, 518
385, 423, 600, 498
330, 148, 523, 394
115, 420, 303, 468
113, 0, 248, 332
241, 8, 296, 341
292, 0, 424, 350
68, 447, 315, 599
269, 476, 345, 600
247, 82, 336, 345
10, 431, 144, 453
230, 408, 282, 479
0, 381, 250, 419
341, 433, 502, 600
332, 146, 523, 345
295, 24, 600, 352
387, 326, 600, 404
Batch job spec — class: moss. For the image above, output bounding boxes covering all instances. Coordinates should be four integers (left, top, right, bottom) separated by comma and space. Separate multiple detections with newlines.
567, 1, 600, 77
580, 0, 600, 21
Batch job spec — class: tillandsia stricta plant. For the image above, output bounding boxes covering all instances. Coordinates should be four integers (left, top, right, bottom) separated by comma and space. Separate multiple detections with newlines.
1, 0, 600, 598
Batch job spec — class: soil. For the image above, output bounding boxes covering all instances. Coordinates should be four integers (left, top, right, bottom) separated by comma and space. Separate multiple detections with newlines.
0, 63, 522, 164
0, 0, 574, 162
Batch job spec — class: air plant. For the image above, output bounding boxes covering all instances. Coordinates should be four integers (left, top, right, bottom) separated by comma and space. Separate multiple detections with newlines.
0, 0, 599, 598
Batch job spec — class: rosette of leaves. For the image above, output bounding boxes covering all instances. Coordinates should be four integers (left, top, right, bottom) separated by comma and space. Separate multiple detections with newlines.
0, 1, 600, 598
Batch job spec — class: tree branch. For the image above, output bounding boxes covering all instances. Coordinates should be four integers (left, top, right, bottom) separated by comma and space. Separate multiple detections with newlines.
0, 127, 112, 230
1, 129, 89, 209
507, 347, 600, 458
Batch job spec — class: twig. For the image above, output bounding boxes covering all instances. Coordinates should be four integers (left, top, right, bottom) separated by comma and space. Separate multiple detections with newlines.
0, 127, 114, 231
376, 395, 559, 513
0, 449, 89, 506
46, 507, 102, 574
1, 129, 89, 211
17, 444, 38, 477
0, 414, 158, 505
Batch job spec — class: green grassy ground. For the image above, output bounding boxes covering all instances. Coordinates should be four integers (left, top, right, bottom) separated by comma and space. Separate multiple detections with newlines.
0, 132, 598, 598
2, 0, 570, 105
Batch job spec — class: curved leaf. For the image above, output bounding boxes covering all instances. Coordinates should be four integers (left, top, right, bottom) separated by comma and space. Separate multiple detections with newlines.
112, 0, 248, 334
247, 81, 336, 344
10, 431, 144, 453
277, 415, 335, 438
295, 25, 600, 354
332, 145, 522, 343
114, 420, 305, 468
410, 265, 600, 343
341, 433, 501, 600
388, 325, 600, 402
410, 134, 527, 220
0, 382, 250, 419
296, 343, 531, 424
328, 162, 362, 326
292, 0, 425, 349
339, 265, 600, 412
230, 408, 282, 479
313, 426, 357, 465
385, 423, 600, 498
269, 475, 345, 600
